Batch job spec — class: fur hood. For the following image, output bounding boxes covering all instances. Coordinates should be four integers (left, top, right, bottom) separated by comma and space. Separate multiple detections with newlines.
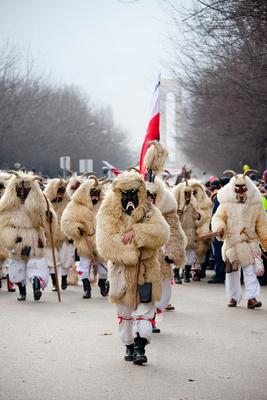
0, 171, 10, 198
146, 177, 177, 215
44, 178, 70, 203
109, 171, 148, 223
66, 175, 84, 197
217, 176, 262, 205
0, 172, 47, 226
189, 179, 212, 211
0, 171, 10, 183
144, 141, 168, 174
72, 177, 109, 211
172, 182, 198, 212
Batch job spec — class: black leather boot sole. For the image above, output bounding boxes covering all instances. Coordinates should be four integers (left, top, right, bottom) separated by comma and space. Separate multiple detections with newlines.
124, 344, 134, 361
98, 279, 109, 297
133, 354, 148, 365
61, 275, 68, 290
33, 277, 42, 301
17, 283, 26, 301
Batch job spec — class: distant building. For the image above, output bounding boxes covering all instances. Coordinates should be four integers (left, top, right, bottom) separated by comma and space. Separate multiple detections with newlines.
160, 78, 186, 170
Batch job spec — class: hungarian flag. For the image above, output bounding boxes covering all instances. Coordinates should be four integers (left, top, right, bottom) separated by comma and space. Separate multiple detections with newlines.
139, 75, 160, 175
102, 160, 120, 176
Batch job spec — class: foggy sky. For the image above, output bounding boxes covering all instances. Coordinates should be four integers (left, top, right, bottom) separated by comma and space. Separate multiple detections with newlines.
0, 0, 171, 151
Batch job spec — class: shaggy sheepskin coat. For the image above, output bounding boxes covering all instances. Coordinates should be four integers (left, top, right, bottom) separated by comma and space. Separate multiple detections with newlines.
96, 172, 170, 306
212, 176, 267, 267
149, 177, 187, 276
61, 179, 102, 259
66, 175, 84, 197
173, 182, 205, 250
0, 172, 11, 263
43, 178, 71, 248
0, 173, 57, 260
189, 180, 212, 259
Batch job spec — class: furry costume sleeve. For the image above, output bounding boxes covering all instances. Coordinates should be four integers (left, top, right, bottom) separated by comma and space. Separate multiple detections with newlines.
256, 204, 267, 250
211, 204, 228, 241
132, 207, 170, 249
164, 211, 186, 266
96, 216, 140, 266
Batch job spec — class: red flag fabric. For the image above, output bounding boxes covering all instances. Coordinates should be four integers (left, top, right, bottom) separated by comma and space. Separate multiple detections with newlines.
102, 160, 120, 176
139, 76, 160, 175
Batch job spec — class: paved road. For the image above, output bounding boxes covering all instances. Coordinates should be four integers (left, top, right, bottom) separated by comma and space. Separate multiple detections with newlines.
1, 275, 267, 400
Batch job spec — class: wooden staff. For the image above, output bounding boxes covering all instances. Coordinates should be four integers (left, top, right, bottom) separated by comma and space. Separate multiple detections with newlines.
43, 194, 61, 302
197, 230, 223, 241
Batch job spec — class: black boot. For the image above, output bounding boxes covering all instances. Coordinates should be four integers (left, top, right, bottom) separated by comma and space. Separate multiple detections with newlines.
151, 313, 160, 333
7, 275, 16, 292
33, 276, 42, 301
61, 275, 68, 290
98, 278, 109, 297
124, 344, 134, 361
17, 282, 26, 301
173, 267, 182, 284
0, 278, 2, 289
82, 278, 91, 299
133, 334, 148, 365
184, 265, 191, 283
51, 273, 57, 291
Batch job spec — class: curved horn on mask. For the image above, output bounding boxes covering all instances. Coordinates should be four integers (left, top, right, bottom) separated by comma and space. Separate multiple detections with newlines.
33, 176, 43, 182
63, 169, 75, 177
127, 166, 140, 173
100, 178, 113, 186
243, 169, 258, 177
7, 170, 20, 178
223, 170, 237, 177
88, 175, 99, 186
82, 172, 91, 178
164, 169, 172, 176
191, 183, 204, 193
57, 175, 63, 183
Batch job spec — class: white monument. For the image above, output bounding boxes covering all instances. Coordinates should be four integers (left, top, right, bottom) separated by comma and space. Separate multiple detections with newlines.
160, 78, 186, 170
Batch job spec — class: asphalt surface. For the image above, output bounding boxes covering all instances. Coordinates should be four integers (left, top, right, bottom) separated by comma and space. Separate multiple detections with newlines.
1, 274, 267, 400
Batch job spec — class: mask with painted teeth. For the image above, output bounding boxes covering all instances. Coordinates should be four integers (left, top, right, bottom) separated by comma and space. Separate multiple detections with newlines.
90, 189, 101, 205
184, 190, 191, 205
235, 184, 247, 203
71, 181, 80, 191
53, 186, 66, 203
121, 189, 139, 215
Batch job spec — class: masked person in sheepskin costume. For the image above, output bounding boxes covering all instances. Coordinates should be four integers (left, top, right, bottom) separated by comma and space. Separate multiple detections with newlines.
96, 171, 170, 365
147, 176, 187, 329
173, 180, 205, 283
142, 141, 187, 331
0, 171, 16, 292
61, 176, 111, 299
189, 180, 212, 280
65, 170, 84, 198
212, 170, 267, 309
0, 171, 56, 301
43, 177, 74, 291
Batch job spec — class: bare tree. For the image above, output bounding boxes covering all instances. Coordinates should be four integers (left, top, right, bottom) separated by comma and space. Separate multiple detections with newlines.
164, 0, 267, 174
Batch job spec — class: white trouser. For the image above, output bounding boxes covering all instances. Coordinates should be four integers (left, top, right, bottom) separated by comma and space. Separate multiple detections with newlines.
46, 242, 75, 276
116, 303, 155, 345
186, 249, 196, 266
77, 256, 108, 281
154, 277, 172, 310
225, 263, 260, 302
8, 257, 49, 288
